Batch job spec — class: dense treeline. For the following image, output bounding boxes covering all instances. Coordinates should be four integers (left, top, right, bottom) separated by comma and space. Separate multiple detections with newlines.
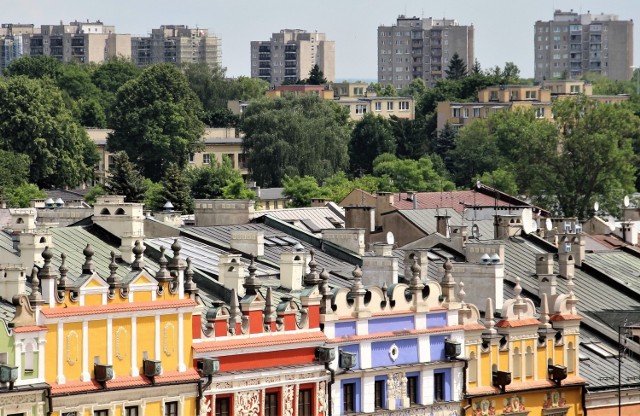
2, 54, 640, 218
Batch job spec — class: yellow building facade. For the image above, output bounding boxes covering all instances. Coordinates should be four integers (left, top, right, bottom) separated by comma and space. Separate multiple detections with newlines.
461, 276, 585, 416
34, 233, 200, 415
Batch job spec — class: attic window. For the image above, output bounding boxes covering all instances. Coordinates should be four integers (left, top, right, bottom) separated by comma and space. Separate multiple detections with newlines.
17, 218, 24, 224
580, 341, 617, 358
115, 208, 126, 215
40, 237, 47, 243
100, 208, 111, 215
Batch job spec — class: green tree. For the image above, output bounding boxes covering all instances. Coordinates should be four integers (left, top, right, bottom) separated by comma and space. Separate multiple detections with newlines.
306, 64, 327, 85
389, 116, 429, 160
186, 156, 242, 199
447, 119, 500, 185
241, 94, 350, 187
105, 151, 148, 202
143, 179, 165, 212
91, 57, 141, 120
222, 177, 256, 199
76, 98, 107, 128
6, 184, 46, 208
159, 163, 193, 213
84, 185, 106, 205
349, 113, 396, 175
0, 76, 99, 188
4, 56, 62, 79
108, 64, 205, 181
476, 168, 519, 196
431, 123, 458, 171
235, 76, 269, 100
372, 154, 454, 192
445, 53, 467, 80
398, 78, 428, 101
0, 150, 31, 199
283, 175, 327, 207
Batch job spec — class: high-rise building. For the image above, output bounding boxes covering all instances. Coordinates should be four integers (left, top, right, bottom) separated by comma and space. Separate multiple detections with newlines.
250, 29, 335, 86
10, 20, 131, 65
131, 25, 221, 68
534, 10, 633, 81
377, 15, 474, 90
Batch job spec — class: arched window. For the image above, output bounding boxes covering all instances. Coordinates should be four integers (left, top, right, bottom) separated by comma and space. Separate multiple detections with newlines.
513, 347, 521, 378
525, 346, 534, 377
468, 351, 477, 382
567, 342, 575, 373
100, 208, 111, 215
115, 208, 125, 215
16, 218, 24, 224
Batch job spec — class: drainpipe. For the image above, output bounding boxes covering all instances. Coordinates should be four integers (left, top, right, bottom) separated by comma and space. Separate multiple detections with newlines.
325, 362, 335, 416
46, 386, 53, 416
196, 375, 213, 416
459, 358, 469, 415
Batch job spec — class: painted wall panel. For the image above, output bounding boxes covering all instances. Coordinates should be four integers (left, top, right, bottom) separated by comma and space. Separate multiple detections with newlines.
371, 338, 418, 367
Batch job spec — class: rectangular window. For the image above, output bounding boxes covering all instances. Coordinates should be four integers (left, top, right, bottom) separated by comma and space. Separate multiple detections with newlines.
188, 153, 194, 163
343, 382, 355, 413
374, 379, 385, 409
434, 372, 444, 402
375, 102, 382, 111
125, 407, 139, 416
216, 397, 230, 416
525, 91, 537, 99
298, 388, 312, 416
265, 392, 279, 416
94, 411, 109, 416
473, 107, 481, 117
399, 101, 410, 111
536, 107, 545, 118
355, 105, 367, 115
407, 375, 418, 404
62, 413, 77, 416
202, 153, 211, 164
165, 402, 178, 416
387, 102, 394, 111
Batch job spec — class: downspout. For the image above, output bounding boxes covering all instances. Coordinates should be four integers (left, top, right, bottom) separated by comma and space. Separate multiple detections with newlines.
582, 385, 588, 416
196, 375, 213, 416
325, 362, 335, 416
46, 386, 53, 416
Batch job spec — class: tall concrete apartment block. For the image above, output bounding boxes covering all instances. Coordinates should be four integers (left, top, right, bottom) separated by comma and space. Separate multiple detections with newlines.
534, 10, 633, 81
378, 15, 474, 90
131, 25, 221, 68
4, 20, 131, 66
250, 29, 335, 86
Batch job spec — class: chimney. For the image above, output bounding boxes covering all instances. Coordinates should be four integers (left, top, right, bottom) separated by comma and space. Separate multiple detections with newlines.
310, 198, 328, 207
404, 250, 429, 281
218, 254, 245, 296
570, 233, 586, 267
493, 214, 522, 240
536, 253, 555, 275
558, 252, 575, 279
371, 242, 393, 257
0, 265, 27, 299
449, 225, 468, 250
362, 256, 398, 287
194, 199, 255, 226
435, 212, 450, 237
622, 222, 638, 245
92, 196, 144, 263
322, 229, 365, 255
17, 230, 53, 272
344, 206, 375, 245
230, 230, 264, 257
9, 208, 37, 232
279, 250, 305, 290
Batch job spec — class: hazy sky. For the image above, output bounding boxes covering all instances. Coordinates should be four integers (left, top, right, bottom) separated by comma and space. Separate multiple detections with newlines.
9, 0, 640, 80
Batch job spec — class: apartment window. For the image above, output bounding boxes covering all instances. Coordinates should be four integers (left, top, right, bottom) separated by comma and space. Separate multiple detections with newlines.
407, 375, 419, 404
202, 153, 211, 164
188, 153, 194, 163
94, 411, 109, 416
452, 108, 461, 118
387, 102, 394, 111
570, 85, 581, 93
298, 388, 312, 416
374, 379, 385, 409
164, 402, 178, 416
399, 101, 410, 111
343, 382, 356, 413
525, 91, 537, 99
536, 107, 545, 118
434, 372, 444, 402
473, 107, 481, 118
355, 105, 367, 115
489, 91, 498, 101
215, 397, 230, 416
125, 407, 139, 416
265, 392, 279, 416
375, 102, 382, 111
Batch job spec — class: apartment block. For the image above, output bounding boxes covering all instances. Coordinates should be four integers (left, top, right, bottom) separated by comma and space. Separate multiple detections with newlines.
11, 20, 131, 64
378, 15, 474, 90
250, 29, 335, 86
534, 10, 633, 81
333, 81, 415, 120
132, 25, 221, 68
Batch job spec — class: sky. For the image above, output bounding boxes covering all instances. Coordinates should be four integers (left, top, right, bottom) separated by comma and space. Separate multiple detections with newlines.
9, 0, 640, 80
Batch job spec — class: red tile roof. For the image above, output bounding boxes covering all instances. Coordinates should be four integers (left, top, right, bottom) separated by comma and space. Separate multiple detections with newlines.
193, 331, 327, 353
466, 375, 586, 396
392, 190, 514, 212
550, 314, 581, 321
495, 318, 541, 328
41, 298, 197, 318
50, 369, 200, 395
13, 325, 47, 333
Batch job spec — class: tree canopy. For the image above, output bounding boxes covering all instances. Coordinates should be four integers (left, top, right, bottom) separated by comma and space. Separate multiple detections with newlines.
105, 151, 148, 202
348, 113, 396, 175
0, 76, 98, 188
108, 64, 205, 181
306, 64, 327, 85
241, 94, 351, 187
186, 156, 244, 199
445, 53, 467, 80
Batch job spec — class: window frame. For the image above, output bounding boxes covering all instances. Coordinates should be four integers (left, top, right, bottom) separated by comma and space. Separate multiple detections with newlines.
265, 391, 279, 416
434, 372, 445, 402
343, 382, 356, 413
407, 374, 419, 404
164, 401, 179, 416
298, 387, 313, 416
215, 396, 231, 416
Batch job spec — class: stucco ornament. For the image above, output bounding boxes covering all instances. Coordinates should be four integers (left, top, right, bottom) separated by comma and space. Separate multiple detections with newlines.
199, 396, 211, 416
236, 390, 260, 416
283, 385, 295, 416
317, 381, 327, 413
389, 343, 399, 362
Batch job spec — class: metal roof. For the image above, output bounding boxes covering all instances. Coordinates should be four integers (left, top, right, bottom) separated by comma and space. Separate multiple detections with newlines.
254, 206, 345, 232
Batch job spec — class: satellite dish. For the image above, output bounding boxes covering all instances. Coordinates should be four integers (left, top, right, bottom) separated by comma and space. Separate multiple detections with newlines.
476, 180, 482, 189
471, 223, 480, 239
386, 231, 395, 245
545, 218, 553, 231
607, 217, 617, 233
594, 201, 599, 212
624, 195, 630, 208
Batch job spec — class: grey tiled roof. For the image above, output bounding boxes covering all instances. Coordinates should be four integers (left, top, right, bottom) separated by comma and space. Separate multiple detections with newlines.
255, 206, 345, 232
